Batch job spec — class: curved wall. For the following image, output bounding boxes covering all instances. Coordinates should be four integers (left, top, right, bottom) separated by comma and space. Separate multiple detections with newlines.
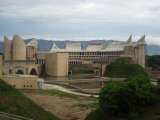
12, 35, 26, 60
4, 36, 11, 61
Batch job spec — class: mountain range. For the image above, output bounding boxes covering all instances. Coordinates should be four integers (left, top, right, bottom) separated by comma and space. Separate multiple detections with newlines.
0, 39, 159, 55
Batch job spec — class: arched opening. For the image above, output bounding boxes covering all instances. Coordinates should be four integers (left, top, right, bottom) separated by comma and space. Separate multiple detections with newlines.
30, 68, 37, 75
16, 70, 24, 74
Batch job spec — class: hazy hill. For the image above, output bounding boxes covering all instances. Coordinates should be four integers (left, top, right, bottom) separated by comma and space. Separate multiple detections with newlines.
0, 39, 159, 55
147, 44, 160, 55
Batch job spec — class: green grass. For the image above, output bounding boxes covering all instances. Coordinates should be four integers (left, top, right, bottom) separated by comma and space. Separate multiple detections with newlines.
69, 64, 94, 75
0, 79, 60, 120
86, 58, 160, 120
104, 58, 149, 78
46, 89, 80, 99
73, 102, 99, 109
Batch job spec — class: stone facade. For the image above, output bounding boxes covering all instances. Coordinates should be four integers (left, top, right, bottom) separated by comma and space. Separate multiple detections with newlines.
3, 35, 146, 77
47, 35, 146, 68
2, 75, 42, 89
3, 35, 42, 76
45, 53, 69, 76
0, 55, 43, 89
12, 35, 26, 60
4, 36, 11, 61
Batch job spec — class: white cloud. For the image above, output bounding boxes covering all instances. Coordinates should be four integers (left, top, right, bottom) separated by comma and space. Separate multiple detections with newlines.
0, 0, 160, 45
145, 35, 160, 45
0, 0, 160, 23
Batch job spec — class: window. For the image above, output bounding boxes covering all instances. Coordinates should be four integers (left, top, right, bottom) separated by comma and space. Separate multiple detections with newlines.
9, 69, 12, 74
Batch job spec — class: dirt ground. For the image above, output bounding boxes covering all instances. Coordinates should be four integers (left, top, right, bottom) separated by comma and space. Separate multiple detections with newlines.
22, 90, 97, 120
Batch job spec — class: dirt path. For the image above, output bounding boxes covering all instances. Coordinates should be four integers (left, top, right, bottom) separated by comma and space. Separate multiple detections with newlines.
22, 90, 97, 120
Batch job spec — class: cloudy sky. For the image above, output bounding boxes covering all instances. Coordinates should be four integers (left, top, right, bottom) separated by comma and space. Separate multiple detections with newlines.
0, 0, 160, 44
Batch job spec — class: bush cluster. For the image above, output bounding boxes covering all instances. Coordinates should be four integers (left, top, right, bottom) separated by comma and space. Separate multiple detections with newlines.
100, 76, 160, 117
146, 55, 160, 70
99, 58, 160, 118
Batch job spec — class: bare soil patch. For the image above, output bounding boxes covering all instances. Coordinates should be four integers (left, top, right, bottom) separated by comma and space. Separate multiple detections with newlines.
21, 90, 98, 120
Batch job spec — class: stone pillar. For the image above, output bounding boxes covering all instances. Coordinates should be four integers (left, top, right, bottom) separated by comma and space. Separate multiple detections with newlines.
101, 64, 107, 76
138, 44, 146, 68
4, 36, 11, 61
45, 53, 69, 77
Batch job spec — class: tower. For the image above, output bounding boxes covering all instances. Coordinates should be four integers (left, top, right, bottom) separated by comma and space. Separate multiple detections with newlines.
136, 35, 146, 68
12, 35, 26, 60
4, 36, 11, 61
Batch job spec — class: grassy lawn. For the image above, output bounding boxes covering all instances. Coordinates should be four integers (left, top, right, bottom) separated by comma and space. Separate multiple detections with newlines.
73, 102, 99, 110
104, 58, 149, 78
45, 89, 99, 101
69, 64, 94, 75
45, 89, 80, 99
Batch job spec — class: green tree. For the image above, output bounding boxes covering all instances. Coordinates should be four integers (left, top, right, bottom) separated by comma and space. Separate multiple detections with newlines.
99, 75, 160, 118
146, 55, 160, 70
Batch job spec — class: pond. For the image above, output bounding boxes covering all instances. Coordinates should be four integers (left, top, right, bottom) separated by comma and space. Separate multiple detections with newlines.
43, 76, 123, 93
42, 74, 97, 82
69, 81, 121, 89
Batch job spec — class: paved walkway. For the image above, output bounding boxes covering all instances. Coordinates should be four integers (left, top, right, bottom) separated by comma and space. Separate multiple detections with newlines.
43, 83, 99, 98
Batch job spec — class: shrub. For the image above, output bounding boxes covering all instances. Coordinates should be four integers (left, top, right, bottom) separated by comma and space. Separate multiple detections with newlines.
99, 75, 160, 118
88, 58, 160, 119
